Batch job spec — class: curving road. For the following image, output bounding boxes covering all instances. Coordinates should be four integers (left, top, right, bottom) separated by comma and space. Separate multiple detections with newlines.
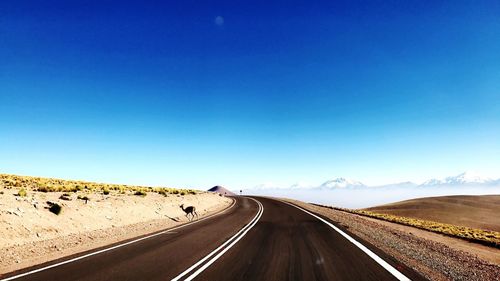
1, 196, 425, 281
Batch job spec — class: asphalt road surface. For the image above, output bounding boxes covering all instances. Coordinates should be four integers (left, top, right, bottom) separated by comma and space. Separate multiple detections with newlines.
1, 196, 425, 281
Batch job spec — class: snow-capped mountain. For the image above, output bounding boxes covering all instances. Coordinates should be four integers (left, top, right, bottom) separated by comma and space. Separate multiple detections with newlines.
319, 177, 365, 189
420, 171, 495, 187
247, 171, 499, 191
250, 178, 365, 190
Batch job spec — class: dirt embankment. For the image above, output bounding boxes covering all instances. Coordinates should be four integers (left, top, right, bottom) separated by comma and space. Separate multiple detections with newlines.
283, 198, 500, 281
364, 195, 500, 232
0, 188, 232, 274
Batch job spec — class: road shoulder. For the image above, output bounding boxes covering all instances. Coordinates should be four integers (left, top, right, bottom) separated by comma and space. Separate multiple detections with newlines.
281, 198, 500, 281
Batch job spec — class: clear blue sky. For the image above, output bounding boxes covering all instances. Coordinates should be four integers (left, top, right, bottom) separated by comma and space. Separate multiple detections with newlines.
1, 1, 499, 189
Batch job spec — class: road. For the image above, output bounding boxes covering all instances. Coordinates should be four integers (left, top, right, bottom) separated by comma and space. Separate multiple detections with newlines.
1, 196, 425, 281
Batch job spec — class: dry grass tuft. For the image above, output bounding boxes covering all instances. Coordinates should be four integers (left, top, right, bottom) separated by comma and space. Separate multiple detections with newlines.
17, 188, 27, 197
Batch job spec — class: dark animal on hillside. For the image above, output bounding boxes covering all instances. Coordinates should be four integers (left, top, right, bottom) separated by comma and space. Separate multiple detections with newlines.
180, 204, 198, 221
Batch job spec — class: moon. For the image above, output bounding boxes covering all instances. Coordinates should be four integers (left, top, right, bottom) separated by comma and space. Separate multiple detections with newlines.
215, 16, 224, 26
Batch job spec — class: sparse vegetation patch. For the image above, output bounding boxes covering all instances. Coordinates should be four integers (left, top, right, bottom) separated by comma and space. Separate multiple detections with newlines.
316, 204, 500, 248
0, 173, 198, 197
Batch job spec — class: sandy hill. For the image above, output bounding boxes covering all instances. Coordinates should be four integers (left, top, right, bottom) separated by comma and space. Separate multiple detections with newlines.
208, 186, 235, 196
363, 195, 500, 232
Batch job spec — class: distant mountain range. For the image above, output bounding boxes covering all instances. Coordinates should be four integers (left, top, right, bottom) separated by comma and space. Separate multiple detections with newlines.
249, 171, 500, 190
419, 171, 496, 186
319, 177, 365, 189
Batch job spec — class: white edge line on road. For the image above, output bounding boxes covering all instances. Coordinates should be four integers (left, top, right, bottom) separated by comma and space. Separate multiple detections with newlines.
172, 198, 263, 281
282, 201, 411, 281
0, 198, 237, 281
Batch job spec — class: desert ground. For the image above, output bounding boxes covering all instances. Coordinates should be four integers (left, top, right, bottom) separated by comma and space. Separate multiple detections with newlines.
0, 174, 232, 274
2, 173, 499, 280
364, 195, 500, 232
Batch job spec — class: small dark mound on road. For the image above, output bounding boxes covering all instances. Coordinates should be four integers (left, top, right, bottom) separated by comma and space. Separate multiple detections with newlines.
208, 186, 236, 196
